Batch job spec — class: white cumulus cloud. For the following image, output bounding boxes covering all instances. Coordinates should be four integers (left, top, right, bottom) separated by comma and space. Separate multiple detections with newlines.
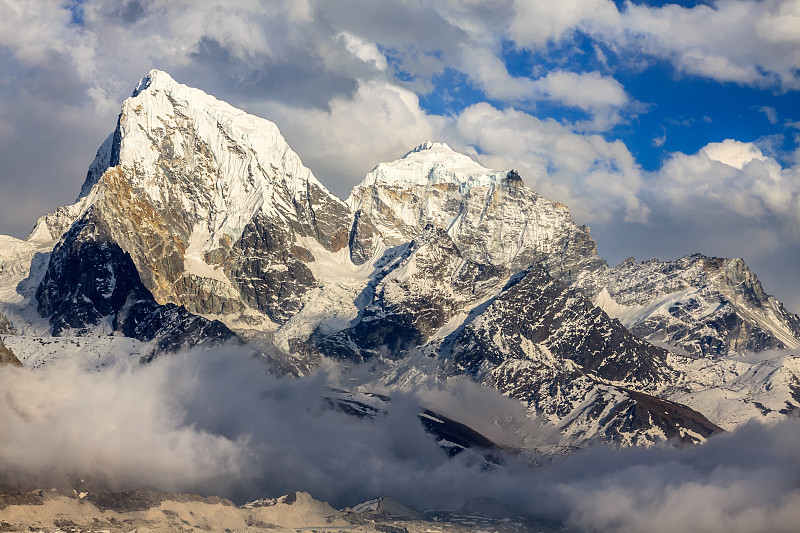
511, 0, 800, 90
454, 103, 648, 224
654, 139, 800, 228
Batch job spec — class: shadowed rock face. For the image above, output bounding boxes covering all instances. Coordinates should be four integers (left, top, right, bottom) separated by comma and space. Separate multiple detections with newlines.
36, 211, 149, 336
447, 264, 669, 387
36, 210, 236, 355
223, 212, 316, 324
348, 210, 380, 266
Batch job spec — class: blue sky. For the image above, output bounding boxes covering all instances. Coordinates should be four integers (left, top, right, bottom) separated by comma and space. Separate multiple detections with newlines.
0, 0, 799, 310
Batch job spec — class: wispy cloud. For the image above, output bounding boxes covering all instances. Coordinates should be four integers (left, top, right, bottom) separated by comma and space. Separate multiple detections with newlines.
759, 105, 779, 124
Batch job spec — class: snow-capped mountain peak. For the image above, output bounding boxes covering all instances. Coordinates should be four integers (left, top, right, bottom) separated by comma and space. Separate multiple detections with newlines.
33, 69, 352, 333
359, 141, 506, 190
130, 68, 172, 97
116, 66, 332, 200
347, 139, 606, 285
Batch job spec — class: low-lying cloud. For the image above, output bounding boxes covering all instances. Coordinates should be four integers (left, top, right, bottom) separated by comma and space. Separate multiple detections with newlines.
2, 346, 800, 532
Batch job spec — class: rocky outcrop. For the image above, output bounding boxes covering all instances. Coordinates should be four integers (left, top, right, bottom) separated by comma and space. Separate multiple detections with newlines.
0, 313, 15, 335
432, 263, 717, 446
0, 336, 21, 367
445, 264, 669, 388
491, 360, 721, 446
223, 212, 317, 324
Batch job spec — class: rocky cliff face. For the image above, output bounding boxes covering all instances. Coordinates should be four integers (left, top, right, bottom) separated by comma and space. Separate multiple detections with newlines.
36, 209, 235, 354
436, 263, 722, 446
0, 312, 15, 335
597, 254, 800, 357
443, 264, 669, 388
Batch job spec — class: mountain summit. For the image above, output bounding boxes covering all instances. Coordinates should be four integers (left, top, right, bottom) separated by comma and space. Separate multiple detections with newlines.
1, 70, 799, 448
38, 69, 352, 338
360, 141, 507, 189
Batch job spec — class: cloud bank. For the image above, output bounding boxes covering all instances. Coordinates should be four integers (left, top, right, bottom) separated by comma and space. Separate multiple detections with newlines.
2, 347, 800, 532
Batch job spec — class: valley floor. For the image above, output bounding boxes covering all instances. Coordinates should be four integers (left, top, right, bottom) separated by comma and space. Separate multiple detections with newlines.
0, 489, 564, 533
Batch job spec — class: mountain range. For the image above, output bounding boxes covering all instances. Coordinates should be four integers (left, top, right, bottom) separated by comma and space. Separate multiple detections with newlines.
2, 70, 799, 449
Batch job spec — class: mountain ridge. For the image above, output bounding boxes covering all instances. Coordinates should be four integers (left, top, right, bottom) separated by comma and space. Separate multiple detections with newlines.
1, 69, 799, 450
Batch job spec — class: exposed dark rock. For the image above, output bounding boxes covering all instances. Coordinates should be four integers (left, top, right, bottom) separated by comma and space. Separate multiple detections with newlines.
224, 212, 316, 324
607, 388, 723, 444
36, 209, 236, 354
36, 211, 148, 336
417, 408, 503, 455
322, 388, 506, 459
447, 264, 668, 387
0, 313, 15, 335
0, 490, 47, 511
87, 489, 234, 513
348, 210, 380, 266
490, 360, 722, 446
505, 169, 524, 186
120, 299, 238, 358
301, 181, 352, 253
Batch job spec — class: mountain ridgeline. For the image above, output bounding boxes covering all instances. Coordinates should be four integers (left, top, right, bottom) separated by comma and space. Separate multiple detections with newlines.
3, 70, 800, 449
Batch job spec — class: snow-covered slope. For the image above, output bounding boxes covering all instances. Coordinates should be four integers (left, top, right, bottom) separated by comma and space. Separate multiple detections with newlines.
360, 141, 507, 190
0, 235, 53, 336
1, 334, 144, 370
661, 352, 800, 430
